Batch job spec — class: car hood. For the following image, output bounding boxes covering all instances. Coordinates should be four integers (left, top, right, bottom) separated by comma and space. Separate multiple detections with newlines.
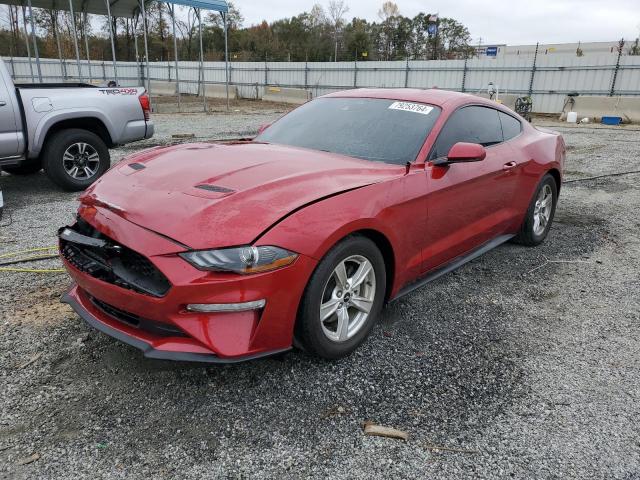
80, 142, 401, 250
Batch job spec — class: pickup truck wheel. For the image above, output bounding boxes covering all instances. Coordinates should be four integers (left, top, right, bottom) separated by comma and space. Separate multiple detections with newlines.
1, 159, 42, 175
44, 129, 110, 191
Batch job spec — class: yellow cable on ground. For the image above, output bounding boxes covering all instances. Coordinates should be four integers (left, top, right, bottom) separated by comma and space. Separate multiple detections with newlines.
0, 246, 58, 259
0, 246, 64, 272
1, 254, 60, 263
0, 267, 65, 273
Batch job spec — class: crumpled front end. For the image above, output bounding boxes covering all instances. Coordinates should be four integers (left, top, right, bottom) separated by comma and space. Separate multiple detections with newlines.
59, 204, 317, 363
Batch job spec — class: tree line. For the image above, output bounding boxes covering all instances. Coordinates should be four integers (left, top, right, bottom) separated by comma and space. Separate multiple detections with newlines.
0, 1, 476, 63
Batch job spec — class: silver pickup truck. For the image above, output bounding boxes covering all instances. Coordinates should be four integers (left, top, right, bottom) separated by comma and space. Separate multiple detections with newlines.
0, 59, 153, 195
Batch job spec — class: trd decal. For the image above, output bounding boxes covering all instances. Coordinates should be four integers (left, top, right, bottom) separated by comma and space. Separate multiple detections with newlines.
98, 88, 138, 95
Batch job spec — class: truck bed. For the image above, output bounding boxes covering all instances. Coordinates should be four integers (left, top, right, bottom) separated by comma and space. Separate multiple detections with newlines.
15, 83, 97, 89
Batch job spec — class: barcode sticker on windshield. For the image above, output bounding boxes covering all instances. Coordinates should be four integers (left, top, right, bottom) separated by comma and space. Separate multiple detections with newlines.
388, 102, 434, 115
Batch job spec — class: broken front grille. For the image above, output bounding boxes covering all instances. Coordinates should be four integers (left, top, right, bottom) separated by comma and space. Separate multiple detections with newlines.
60, 218, 171, 298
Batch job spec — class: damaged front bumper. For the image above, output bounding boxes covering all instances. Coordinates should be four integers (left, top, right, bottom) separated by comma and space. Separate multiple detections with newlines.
62, 285, 290, 363
58, 204, 316, 363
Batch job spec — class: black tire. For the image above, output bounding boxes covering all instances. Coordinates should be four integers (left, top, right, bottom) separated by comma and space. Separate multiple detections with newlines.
296, 235, 386, 359
513, 173, 558, 246
43, 129, 110, 191
1, 159, 42, 175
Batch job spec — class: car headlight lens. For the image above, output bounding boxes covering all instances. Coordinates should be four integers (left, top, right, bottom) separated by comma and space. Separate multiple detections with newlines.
179, 246, 298, 274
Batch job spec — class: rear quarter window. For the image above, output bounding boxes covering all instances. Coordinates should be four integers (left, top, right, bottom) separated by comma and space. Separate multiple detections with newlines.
499, 112, 522, 141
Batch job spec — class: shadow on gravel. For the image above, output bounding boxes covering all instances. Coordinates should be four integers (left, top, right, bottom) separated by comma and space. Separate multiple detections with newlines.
0, 172, 72, 210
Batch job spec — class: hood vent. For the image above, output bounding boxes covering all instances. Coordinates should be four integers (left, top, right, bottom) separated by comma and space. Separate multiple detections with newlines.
195, 184, 235, 194
128, 162, 146, 171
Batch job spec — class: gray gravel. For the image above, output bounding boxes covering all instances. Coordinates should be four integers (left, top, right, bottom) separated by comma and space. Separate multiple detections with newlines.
0, 113, 639, 479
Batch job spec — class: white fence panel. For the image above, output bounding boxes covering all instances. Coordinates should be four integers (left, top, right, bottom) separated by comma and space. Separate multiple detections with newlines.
408, 60, 465, 90
616, 56, 640, 96
356, 61, 405, 88
3, 54, 640, 113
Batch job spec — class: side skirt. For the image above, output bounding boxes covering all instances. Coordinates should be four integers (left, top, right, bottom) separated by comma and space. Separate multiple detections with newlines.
392, 234, 514, 301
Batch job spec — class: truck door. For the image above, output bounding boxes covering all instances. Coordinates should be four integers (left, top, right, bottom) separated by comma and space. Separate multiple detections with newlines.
0, 71, 20, 158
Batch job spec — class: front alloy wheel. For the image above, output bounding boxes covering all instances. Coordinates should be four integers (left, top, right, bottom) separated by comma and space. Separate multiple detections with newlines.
296, 235, 386, 359
320, 255, 376, 342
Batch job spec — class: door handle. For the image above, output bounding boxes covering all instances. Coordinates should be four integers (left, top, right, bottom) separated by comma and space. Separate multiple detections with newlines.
0, 101, 6, 107
503, 161, 517, 171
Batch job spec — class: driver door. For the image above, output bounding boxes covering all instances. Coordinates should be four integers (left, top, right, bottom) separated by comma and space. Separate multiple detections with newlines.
422, 105, 520, 272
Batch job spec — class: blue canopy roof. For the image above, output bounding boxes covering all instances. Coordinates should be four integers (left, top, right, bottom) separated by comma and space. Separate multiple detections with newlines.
166, 0, 227, 12
1, 0, 228, 18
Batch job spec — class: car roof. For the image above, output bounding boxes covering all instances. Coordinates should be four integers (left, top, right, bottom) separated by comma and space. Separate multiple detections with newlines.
322, 88, 499, 110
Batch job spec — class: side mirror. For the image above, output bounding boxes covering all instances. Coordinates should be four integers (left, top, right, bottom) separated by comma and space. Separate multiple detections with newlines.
433, 142, 487, 166
257, 123, 271, 135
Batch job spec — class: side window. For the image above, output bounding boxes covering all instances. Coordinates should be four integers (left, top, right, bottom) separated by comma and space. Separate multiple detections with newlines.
499, 112, 522, 141
430, 106, 503, 159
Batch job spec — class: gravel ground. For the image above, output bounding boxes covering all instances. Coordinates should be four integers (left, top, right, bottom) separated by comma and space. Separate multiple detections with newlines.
0, 110, 639, 479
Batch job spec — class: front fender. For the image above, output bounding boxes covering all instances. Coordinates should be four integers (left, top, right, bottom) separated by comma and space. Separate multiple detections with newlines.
255, 174, 428, 298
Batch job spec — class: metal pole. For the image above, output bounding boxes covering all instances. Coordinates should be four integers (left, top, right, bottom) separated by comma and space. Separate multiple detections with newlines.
609, 38, 625, 97
528, 42, 539, 97
197, 8, 206, 112
104, 0, 118, 84
404, 57, 409, 88
133, 16, 140, 62
53, 12, 67, 80
169, 4, 181, 111
68, 0, 83, 81
133, 26, 141, 84
461, 56, 468, 92
223, 11, 229, 111
26, 0, 42, 82
140, 0, 151, 102
20, 5, 35, 83
353, 54, 357, 87
8, 6, 17, 60
83, 10, 92, 82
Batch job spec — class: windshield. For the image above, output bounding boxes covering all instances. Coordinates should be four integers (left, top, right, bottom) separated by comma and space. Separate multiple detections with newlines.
255, 97, 441, 165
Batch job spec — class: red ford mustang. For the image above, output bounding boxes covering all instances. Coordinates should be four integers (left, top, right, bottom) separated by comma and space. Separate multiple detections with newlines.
59, 89, 564, 362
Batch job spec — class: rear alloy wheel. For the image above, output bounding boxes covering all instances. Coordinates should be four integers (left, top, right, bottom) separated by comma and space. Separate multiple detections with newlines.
44, 129, 110, 191
514, 173, 558, 246
297, 236, 386, 359
532, 184, 553, 236
62, 142, 101, 181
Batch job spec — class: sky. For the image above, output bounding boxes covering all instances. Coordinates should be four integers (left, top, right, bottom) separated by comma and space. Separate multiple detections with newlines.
235, 0, 639, 46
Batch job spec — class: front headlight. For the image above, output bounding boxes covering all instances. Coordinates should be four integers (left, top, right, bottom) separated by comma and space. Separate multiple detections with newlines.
179, 246, 298, 274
